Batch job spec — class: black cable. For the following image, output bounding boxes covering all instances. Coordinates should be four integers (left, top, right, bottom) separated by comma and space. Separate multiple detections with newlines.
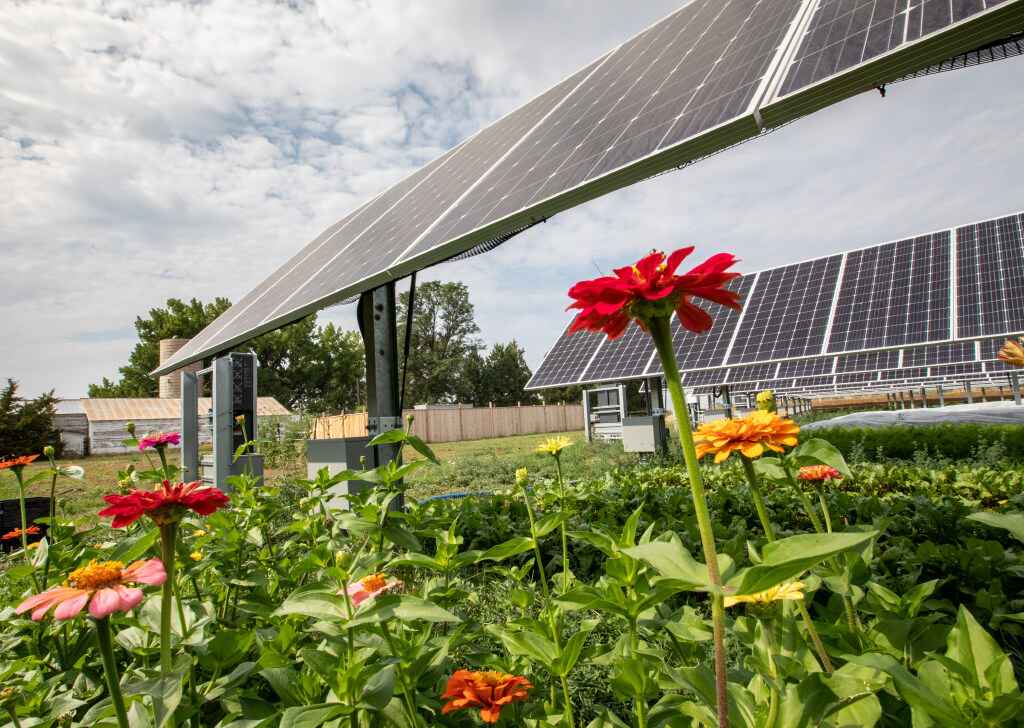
399, 271, 417, 413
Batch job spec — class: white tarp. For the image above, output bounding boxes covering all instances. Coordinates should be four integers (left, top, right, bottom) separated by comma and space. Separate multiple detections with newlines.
804, 401, 1024, 430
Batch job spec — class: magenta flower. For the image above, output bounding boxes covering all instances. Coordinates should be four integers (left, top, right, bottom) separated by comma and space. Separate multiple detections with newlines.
138, 431, 181, 451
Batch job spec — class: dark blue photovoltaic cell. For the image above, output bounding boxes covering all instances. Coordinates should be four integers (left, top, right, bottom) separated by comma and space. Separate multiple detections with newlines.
957, 214, 1024, 337
776, 0, 1006, 97
526, 324, 604, 389
581, 320, 657, 382
727, 256, 842, 363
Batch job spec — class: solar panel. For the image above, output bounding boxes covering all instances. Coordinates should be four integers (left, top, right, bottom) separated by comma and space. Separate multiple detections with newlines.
727, 255, 842, 363
763, 0, 1024, 125
156, 1, 1024, 378
529, 209, 1024, 394
525, 323, 605, 390
579, 320, 658, 382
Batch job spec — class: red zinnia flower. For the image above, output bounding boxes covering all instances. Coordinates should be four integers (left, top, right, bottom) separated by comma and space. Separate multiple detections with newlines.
138, 431, 181, 451
797, 465, 842, 482
99, 480, 229, 527
0, 454, 40, 472
441, 670, 533, 724
567, 247, 742, 339
2, 525, 40, 541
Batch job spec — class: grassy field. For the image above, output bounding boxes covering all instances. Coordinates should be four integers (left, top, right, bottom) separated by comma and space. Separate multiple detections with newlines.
1, 430, 589, 520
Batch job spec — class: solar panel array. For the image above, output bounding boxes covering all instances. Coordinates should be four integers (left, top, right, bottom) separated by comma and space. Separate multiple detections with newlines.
155, 0, 1024, 377
526, 210, 1024, 395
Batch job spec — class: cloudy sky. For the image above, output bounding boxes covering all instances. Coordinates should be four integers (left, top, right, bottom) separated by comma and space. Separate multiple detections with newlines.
4, 1, 1024, 399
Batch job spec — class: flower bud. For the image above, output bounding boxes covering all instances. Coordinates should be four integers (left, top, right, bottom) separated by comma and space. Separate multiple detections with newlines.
515, 467, 528, 486
126, 421, 136, 436
43, 445, 55, 458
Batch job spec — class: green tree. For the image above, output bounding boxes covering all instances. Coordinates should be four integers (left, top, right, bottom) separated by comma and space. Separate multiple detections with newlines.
89, 298, 365, 412
538, 385, 584, 404
0, 379, 62, 458
397, 281, 481, 405
88, 298, 232, 398
454, 349, 489, 406
481, 341, 537, 406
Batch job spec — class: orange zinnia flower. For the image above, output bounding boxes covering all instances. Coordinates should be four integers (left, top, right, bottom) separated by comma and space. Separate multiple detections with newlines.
567, 247, 742, 339
1, 525, 40, 541
345, 573, 402, 607
0, 454, 40, 472
15, 559, 166, 621
441, 669, 533, 724
998, 338, 1024, 367
694, 411, 800, 464
797, 465, 842, 482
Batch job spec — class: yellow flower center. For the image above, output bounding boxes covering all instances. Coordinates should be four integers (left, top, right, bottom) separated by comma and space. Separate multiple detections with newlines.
360, 574, 388, 592
476, 671, 512, 687
68, 560, 125, 590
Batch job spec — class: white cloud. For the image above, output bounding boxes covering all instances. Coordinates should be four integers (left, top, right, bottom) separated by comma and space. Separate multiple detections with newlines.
2, 0, 1023, 398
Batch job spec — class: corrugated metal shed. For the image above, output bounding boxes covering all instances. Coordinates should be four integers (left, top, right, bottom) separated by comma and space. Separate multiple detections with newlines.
79, 398, 290, 422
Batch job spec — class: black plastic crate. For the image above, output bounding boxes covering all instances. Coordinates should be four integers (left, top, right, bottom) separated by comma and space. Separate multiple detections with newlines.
0, 497, 52, 552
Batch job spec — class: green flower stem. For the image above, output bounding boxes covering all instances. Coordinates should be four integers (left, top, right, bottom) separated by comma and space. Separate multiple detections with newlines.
380, 622, 420, 728
763, 621, 780, 728
740, 457, 774, 541
3, 704, 22, 728
648, 316, 729, 728
158, 522, 178, 677
740, 455, 834, 674
518, 484, 552, 603
553, 455, 570, 594
559, 674, 576, 728
815, 487, 833, 533
340, 579, 358, 728
94, 618, 130, 728
783, 465, 824, 534
13, 470, 40, 592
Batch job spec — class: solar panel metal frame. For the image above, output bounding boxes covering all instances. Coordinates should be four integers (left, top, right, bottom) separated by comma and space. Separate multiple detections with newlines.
154, 0, 1024, 378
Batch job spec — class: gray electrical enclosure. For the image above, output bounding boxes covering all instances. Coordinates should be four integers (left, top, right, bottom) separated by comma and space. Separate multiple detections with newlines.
306, 437, 376, 509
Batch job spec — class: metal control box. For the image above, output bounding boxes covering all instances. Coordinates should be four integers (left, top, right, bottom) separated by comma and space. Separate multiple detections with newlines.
307, 437, 375, 509
622, 414, 667, 454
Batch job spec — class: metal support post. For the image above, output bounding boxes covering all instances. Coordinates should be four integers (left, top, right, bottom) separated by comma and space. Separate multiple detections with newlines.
980, 386, 988, 403
920, 386, 927, 409
1012, 372, 1022, 406
937, 384, 945, 407
898, 390, 905, 409
722, 385, 733, 419
964, 380, 973, 404
212, 355, 234, 489
359, 283, 402, 480
582, 389, 593, 442
998, 385, 1006, 402
180, 371, 199, 482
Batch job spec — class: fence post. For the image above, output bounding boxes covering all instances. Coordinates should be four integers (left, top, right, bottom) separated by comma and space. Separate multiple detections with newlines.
458, 405, 464, 442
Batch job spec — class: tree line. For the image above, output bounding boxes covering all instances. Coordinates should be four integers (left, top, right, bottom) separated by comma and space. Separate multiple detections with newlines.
89, 281, 580, 413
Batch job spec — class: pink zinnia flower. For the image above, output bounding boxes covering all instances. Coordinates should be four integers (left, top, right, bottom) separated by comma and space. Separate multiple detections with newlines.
99, 480, 229, 527
138, 431, 181, 451
346, 573, 402, 607
15, 559, 166, 621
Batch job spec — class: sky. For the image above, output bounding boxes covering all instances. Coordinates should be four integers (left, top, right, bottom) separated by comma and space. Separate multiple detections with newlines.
3, 1, 1024, 399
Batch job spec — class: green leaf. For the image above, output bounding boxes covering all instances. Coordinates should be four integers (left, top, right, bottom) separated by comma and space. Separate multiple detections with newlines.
849, 653, 961, 724
368, 428, 408, 446
274, 585, 349, 621
480, 536, 536, 562
405, 434, 439, 465
534, 512, 567, 538
623, 541, 715, 590
728, 531, 876, 596
347, 595, 461, 627
558, 619, 598, 675
966, 511, 1024, 546
387, 553, 444, 572
279, 704, 351, 728
792, 438, 852, 479
752, 456, 788, 484
109, 528, 159, 563
946, 605, 1018, 695
486, 625, 559, 669
360, 664, 396, 710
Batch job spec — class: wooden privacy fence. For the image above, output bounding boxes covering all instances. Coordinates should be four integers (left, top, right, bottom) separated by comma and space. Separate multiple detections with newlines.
311, 404, 584, 443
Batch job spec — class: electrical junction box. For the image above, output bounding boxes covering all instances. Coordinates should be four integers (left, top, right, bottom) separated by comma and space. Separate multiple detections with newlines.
306, 437, 375, 509
622, 415, 667, 454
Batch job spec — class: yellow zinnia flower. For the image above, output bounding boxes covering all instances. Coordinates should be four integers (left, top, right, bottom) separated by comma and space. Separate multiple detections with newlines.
190, 551, 202, 562
515, 467, 529, 486
693, 411, 799, 464
536, 436, 573, 457
998, 337, 1024, 367
192, 529, 207, 538
724, 580, 805, 607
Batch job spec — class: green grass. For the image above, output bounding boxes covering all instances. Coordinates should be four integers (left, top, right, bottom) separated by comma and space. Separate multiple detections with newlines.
1, 431, 590, 521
